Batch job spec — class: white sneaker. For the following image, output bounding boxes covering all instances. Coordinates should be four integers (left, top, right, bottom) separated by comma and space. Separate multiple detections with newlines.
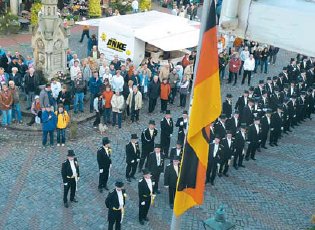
57, 144, 60, 147
62, 144, 65, 147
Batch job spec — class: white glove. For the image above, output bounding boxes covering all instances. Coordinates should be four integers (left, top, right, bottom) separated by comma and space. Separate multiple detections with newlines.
180, 121, 184, 126
131, 160, 135, 163
164, 186, 169, 188
170, 134, 172, 137
152, 182, 155, 185
137, 159, 140, 162
141, 201, 145, 205
100, 169, 103, 173
64, 183, 68, 186
281, 127, 284, 130
270, 128, 274, 131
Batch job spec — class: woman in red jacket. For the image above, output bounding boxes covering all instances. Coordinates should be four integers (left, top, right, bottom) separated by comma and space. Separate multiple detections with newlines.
160, 78, 171, 113
228, 53, 242, 85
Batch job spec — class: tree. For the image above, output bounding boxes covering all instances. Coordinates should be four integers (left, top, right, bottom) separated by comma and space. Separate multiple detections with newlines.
89, 0, 101, 18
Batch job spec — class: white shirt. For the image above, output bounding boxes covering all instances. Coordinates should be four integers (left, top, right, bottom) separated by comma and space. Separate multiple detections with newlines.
255, 124, 259, 134
149, 129, 154, 137
156, 153, 161, 166
145, 178, 153, 193
132, 142, 136, 152
241, 131, 246, 140
174, 165, 179, 176
244, 58, 255, 71
234, 117, 238, 127
244, 97, 248, 105
227, 138, 231, 148
69, 160, 77, 176
213, 144, 219, 157
267, 116, 270, 125
116, 189, 124, 209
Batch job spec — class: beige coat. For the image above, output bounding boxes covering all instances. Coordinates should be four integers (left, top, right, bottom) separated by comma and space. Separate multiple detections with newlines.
126, 91, 143, 110
111, 94, 125, 113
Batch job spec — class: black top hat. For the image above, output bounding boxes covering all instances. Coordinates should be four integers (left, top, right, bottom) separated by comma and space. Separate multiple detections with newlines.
220, 114, 227, 119
249, 86, 255, 91
265, 108, 272, 113
102, 137, 111, 145
274, 86, 279, 91
248, 98, 255, 103
283, 97, 290, 103
176, 140, 183, 146
282, 67, 287, 71
244, 90, 249, 94
131, 134, 138, 139
154, 143, 161, 148
262, 90, 267, 95
259, 80, 264, 84
172, 155, 181, 161
267, 77, 271, 81
291, 94, 297, 99
234, 110, 240, 114
240, 123, 247, 129
149, 120, 155, 125
290, 58, 295, 62
165, 110, 171, 114
226, 93, 233, 98
183, 110, 188, 114
214, 134, 221, 139
277, 105, 283, 110
272, 76, 278, 80
142, 168, 151, 175
301, 91, 306, 95
115, 180, 124, 188
254, 117, 260, 121
254, 97, 260, 102
67, 150, 75, 157
226, 130, 232, 135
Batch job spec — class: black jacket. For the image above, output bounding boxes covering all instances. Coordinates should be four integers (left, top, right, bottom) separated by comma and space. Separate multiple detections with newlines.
241, 105, 254, 126
148, 81, 160, 99
141, 128, 158, 153
105, 189, 126, 221
24, 73, 39, 93
260, 115, 271, 136
221, 137, 235, 160
226, 117, 240, 135
126, 141, 141, 164
208, 143, 224, 163
222, 100, 232, 118
147, 152, 165, 175
235, 96, 248, 114
213, 120, 227, 139
138, 178, 152, 202
234, 131, 246, 152
164, 164, 179, 188
57, 91, 72, 106
247, 124, 261, 144
175, 117, 187, 135
61, 158, 80, 183
161, 117, 174, 139
169, 147, 183, 162
270, 112, 282, 132
97, 147, 112, 170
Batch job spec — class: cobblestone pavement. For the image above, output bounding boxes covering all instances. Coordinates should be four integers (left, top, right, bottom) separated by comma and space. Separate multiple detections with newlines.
0, 47, 315, 230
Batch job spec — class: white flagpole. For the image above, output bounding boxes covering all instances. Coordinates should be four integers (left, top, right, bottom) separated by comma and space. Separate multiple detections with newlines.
170, 0, 214, 229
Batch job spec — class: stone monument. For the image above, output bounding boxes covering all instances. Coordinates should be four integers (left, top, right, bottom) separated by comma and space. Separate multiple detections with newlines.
31, 0, 70, 79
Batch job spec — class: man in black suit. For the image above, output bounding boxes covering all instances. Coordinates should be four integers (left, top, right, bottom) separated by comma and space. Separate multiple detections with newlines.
270, 106, 283, 146
61, 150, 80, 208
235, 90, 249, 115
97, 137, 112, 193
214, 114, 227, 139
226, 110, 240, 136
287, 95, 298, 128
241, 98, 254, 126
169, 141, 183, 163
139, 120, 158, 172
306, 88, 315, 119
146, 144, 165, 194
245, 117, 261, 161
175, 110, 188, 145
138, 169, 153, 225
105, 180, 126, 230
222, 94, 233, 118
260, 109, 272, 149
126, 134, 141, 182
206, 135, 223, 186
270, 87, 284, 111
218, 131, 235, 177
233, 124, 247, 170
265, 77, 274, 95
254, 80, 265, 98
164, 155, 180, 209
259, 90, 270, 110
160, 110, 174, 158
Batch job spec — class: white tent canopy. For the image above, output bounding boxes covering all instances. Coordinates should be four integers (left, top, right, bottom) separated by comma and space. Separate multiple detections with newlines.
76, 11, 200, 52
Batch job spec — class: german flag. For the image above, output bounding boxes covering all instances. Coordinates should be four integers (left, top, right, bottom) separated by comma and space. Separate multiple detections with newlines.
174, 0, 222, 217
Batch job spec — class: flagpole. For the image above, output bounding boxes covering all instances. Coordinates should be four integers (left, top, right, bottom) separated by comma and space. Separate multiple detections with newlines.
170, 0, 214, 229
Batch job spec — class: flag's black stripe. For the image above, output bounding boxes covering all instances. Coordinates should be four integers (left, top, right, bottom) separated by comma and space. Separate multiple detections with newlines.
177, 141, 199, 191
205, 0, 216, 31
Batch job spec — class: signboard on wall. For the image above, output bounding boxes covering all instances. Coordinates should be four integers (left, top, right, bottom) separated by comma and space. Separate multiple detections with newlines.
98, 22, 135, 62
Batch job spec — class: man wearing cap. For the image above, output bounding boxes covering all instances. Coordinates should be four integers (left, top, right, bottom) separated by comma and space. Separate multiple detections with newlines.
61, 150, 80, 208
160, 110, 174, 158
260, 109, 272, 149
146, 144, 165, 194
206, 135, 223, 185
219, 130, 235, 177
105, 180, 126, 230
235, 90, 249, 115
41, 104, 57, 147
226, 110, 240, 136
245, 117, 261, 161
175, 110, 188, 145
97, 137, 112, 192
269, 106, 283, 146
126, 134, 140, 182
254, 80, 266, 98
164, 155, 180, 209
233, 124, 247, 169
139, 120, 158, 172
138, 169, 153, 225
169, 141, 183, 163
222, 94, 233, 119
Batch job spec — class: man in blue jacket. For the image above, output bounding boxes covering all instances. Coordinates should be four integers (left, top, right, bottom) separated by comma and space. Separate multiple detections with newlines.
42, 104, 57, 148
89, 71, 102, 113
